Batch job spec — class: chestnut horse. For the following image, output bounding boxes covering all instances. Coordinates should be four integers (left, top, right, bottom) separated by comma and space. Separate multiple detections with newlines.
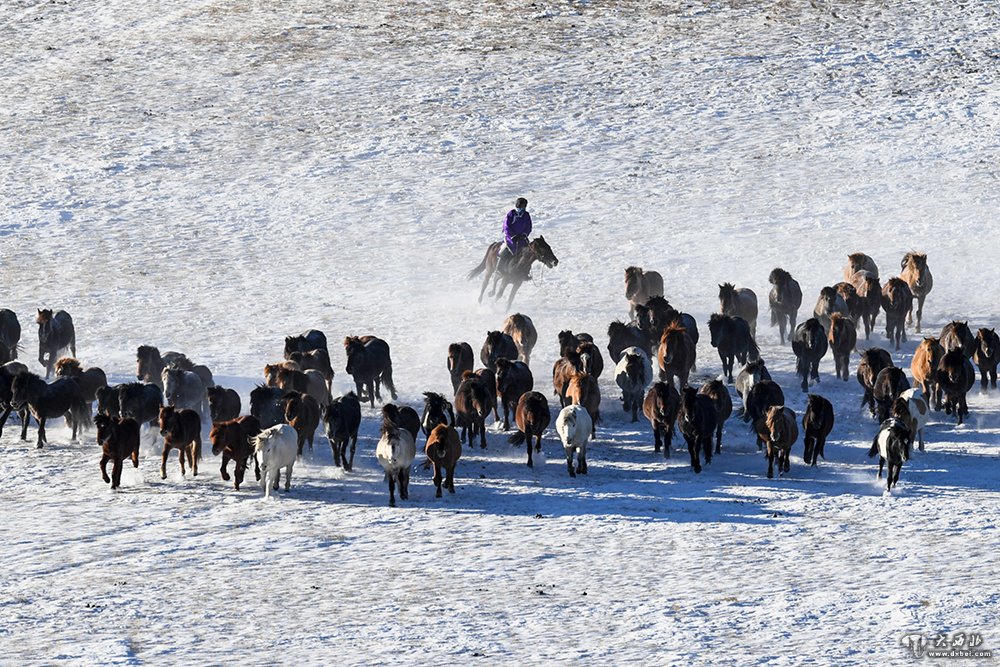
657, 322, 695, 391
426, 424, 461, 496
911, 337, 944, 409
158, 405, 202, 479
467, 236, 559, 309
566, 371, 600, 437
508, 391, 551, 467
95, 414, 140, 490
760, 406, 797, 479
900, 252, 933, 333
454, 371, 489, 449
209, 416, 262, 490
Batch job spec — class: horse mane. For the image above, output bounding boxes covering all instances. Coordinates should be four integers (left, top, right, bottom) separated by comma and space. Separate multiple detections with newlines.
136, 344, 161, 360
343, 336, 361, 349
765, 405, 785, 435
829, 312, 844, 326
901, 251, 926, 269
380, 405, 401, 437
709, 313, 727, 326
769, 268, 791, 285
55, 357, 81, 375
662, 321, 688, 339
461, 370, 478, 381
624, 266, 641, 278
645, 295, 673, 311
847, 252, 869, 264
819, 285, 837, 299
36, 309, 52, 324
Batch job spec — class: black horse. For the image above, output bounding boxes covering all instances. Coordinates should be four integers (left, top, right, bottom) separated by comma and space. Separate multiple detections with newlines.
118, 382, 164, 426
250, 384, 287, 429
480, 331, 518, 369
0, 362, 29, 439
324, 392, 362, 470
467, 236, 559, 309
802, 394, 834, 466
36, 309, 75, 379
792, 318, 828, 392
283, 329, 329, 360
0, 309, 20, 364
11, 371, 87, 448
708, 314, 758, 383
677, 386, 717, 474
873, 367, 910, 422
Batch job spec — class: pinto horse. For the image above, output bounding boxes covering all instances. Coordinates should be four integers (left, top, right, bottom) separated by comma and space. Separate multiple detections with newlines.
36, 309, 75, 379
467, 236, 559, 309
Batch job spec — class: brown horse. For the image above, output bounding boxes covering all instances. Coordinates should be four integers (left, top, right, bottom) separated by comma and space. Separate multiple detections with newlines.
851, 271, 882, 340
209, 416, 262, 490
552, 349, 581, 408
207, 386, 241, 424
760, 406, 797, 479
426, 424, 462, 495
282, 391, 320, 455
844, 252, 879, 282
264, 361, 300, 386
834, 282, 863, 328
95, 414, 140, 490
974, 328, 1000, 390
36, 309, 76, 379
642, 381, 680, 458
455, 371, 490, 449
158, 405, 202, 479
480, 331, 518, 369
911, 337, 944, 409
509, 391, 551, 467
802, 394, 834, 467
828, 314, 857, 381
473, 368, 500, 422
287, 348, 335, 390
502, 313, 538, 366
467, 236, 559, 309
812, 286, 849, 334
607, 320, 651, 363
768, 268, 802, 345
857, 347, 894, 417
697, 380, 732, 454
344, 336, 397, 408
940, 321, 975, 358
54, 357, 107, 426
565, 371, 600, 437
881, 278, 913, 350
718, 283, 758, 339
657, 322, 695, 391
624, 266, 664, 319
495, 359, 534, 431
900, 252, 933, 333
558, 330, 593, 357
447, 342, 474, 394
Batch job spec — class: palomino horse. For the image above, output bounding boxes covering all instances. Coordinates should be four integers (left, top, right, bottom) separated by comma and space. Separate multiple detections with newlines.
0, 309, 20, 364
718, 283, 758, 340
36, 309, 75, 379
900, 252, 933, 333
467, 236, 559, 309
624, 266, 664, 319
911, 337, 943, 409
768, 268, 802, 345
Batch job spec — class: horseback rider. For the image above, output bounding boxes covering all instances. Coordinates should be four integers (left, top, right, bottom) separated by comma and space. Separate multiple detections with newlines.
498, 197, 532, 275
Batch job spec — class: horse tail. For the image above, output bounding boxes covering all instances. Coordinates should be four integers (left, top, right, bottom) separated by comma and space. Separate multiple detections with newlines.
466, 247, 492, 280
508, 430, 526, 445
381, 362, 397, 400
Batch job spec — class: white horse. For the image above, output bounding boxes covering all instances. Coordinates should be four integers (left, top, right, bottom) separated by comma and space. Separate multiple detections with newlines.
255, 424, 297, 498
894, 388, 929, 453
614, 347, 652, 423
376, 422, 416, 507
556, 404, 592, 478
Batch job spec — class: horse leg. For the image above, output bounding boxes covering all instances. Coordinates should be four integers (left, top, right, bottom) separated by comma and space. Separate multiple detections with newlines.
478, 269, 492, 303
192, 436, 200, 476
112, 459, 123, 489
501, 401, 510, 431
877, 456, 884, 479
766, 445, 775, 479
478, 419, 486, 449
506, 281, 522, 310
702, 434, 712, 465
991, 363, 998, 389
687, 435, 701, 474
803, 435, 813, 466
715, 423, 722, 455
565, 448, 575, 477
234, 461, 245, 490
0, 404, 11, 439
254, 452, 261, 480
652, 424, 662, 453
101, 454, 111, 483
527, 441, 534, 468
366, 380, 375, 409
285, 463, 293, 491
980, 363, 989, 390
446, 464, 456, 493
36, 416, 47, 449
915, 295, 924, 333
578, 448, 587, 474
160, 444, 169, 479
221, 454, 231, 481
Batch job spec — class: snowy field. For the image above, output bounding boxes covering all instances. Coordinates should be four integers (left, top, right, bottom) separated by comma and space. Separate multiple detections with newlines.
2, 0, 1000, 663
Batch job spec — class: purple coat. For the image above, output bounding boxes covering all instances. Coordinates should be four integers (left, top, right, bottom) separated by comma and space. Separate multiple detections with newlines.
503, 210, 532, 253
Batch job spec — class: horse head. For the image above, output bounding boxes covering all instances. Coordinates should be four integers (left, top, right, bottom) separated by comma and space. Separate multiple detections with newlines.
158, 405, 176, 436
708, 314, 726, 347
978, 329, 998, 360
343, 337, 364, 374
624, 266, 641, 299
36, 309, 54, 342
532, 236, 558, 268
718, 283, 736, 310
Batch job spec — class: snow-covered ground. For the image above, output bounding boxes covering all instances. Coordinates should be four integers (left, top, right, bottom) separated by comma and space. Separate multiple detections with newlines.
2, 0, 999, 663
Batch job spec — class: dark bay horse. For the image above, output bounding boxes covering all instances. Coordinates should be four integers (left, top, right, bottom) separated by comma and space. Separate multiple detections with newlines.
36, 309, 75, 379
508, 391, 551, 467
344, 336, 397, 408
642, 381, 680, 458
708, 314, 757, 383
881, 278, 913, 351
209, 416, 262, 490
624, 266, 664, 319
11, 371, 88, 448
447, 342, 474, 394
792, 318, 828, 393
324, 392, 361, 470
857, 348, 894, 417
768, 268, 802, 345
467, 236, 559, 309
802, 394, 834, 466
974, 328, 1000, 390
95, 414, 140, 490
0, 309, 20, 364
